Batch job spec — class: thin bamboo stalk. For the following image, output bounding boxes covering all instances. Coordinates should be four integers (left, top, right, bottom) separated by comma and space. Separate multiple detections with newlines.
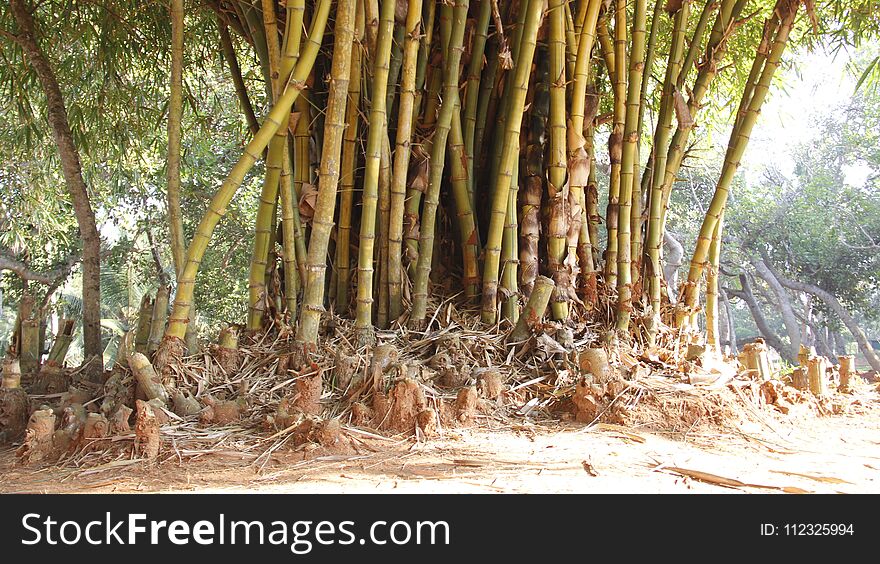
569, 0, 602, 285
247, 0, 289, 331
295, 0, 358, 348
705, 211, 724, 349
614, 0, 647, 333
356, 0, 395, 343
462, 0, 493, 195
447, 93, 481, 300
388, 0, 422, 321
218, 19, 260, 137
410, 0, 470, 328
501, 166, 519, 323
604, 1, 627, 287
480, 0, 544, 325
336, 0, 366, 315
167, 0, 185, 277
680, 0, 800, 324
547, 0, 569, 321
165, 0, 331, 341
644, 0, 690, 335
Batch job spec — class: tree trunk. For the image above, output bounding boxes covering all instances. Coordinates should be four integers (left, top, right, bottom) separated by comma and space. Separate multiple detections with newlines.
727, 274, 795, 364
751, 257, 800, 358
766, 263, 880, 373
720, 288, 737, 353
167, 0, 186, 276
662, 230, 683, 300
10, 0, 102, 375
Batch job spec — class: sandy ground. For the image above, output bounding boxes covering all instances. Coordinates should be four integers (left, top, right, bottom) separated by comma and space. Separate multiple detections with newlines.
2, 392, 878, 494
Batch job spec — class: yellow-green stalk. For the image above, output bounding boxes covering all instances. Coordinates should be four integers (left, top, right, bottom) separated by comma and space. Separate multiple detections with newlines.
164, 0, 331, 342
480, 0, 544, 325
295, 0, 358, 348
387, 0, 422, 321
355, 0, 395, 343
410, 0, 470, 328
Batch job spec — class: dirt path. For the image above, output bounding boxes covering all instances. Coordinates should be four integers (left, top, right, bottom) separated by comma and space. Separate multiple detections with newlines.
2, 395, 878, 494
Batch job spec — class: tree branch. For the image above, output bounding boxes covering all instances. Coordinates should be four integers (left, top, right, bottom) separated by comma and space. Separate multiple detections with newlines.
0, 249, 77, 284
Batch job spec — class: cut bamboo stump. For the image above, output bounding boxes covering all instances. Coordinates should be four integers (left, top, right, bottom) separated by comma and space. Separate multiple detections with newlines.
16, 408, 56, 463
509, 276, 555, 342
213, 325, 241, 375
578, 348, 613, 383
790, 367, 808, 390
134, 294, 154, 354
147, 285, 170, 355
2, 358, 21, 389
838, 355, 855, 392
807, 356, 828, 397
741, 339, 772, 381
46, 318, 75, 367
0, 359, 28, 443
134, 399, 160, 460
797, 344, 814, 367
20, 317, 41, 376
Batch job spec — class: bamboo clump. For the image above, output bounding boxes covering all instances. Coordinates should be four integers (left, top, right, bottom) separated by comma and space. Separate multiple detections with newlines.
145, 0, 809, 369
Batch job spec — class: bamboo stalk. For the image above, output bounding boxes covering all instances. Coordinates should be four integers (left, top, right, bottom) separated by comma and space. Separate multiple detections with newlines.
656, 0, 744, 233
447, 92, 481, 300
501, 168, 520, 323
388, 0, 422, 322
148, 285, 170, 355
164, 0, 331, 341
20, 317, 40, 375
47, 318, 75, 366
604, 1, 627, 288
218, 19, 260, 137
614, 0, 647, 332
644, 0, 690, 338
570, 0, 602, 289
134, 294, 153, 355
167, 0, 186, 277
356, 0, 395, 344
705, 211, 723, 349
680, 0, 800, 323
296, 0, 357, 348
247, 0, 289, 331
480, 0, 544, 325
547, 0, 569, 321
409, 0, 470, 328
277, 0, 307, 323
336, 0, 366, 315
377, 134, 393, 328
292, 92, 311, 280
462, 0, 493, 193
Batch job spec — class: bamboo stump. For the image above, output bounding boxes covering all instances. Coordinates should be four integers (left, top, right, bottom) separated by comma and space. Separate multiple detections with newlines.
578, 348, 614, 383
0, 360, 28, 444
16, 408, 56, 464
134, 399, 160, 460
213, 325, 241, 376
838, 355, 855, 392
20, 318, 41, 376
807, 356, 828, 397
134, 294, 154, 354
741, 339, 772, 381
790, 367, 809, 391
